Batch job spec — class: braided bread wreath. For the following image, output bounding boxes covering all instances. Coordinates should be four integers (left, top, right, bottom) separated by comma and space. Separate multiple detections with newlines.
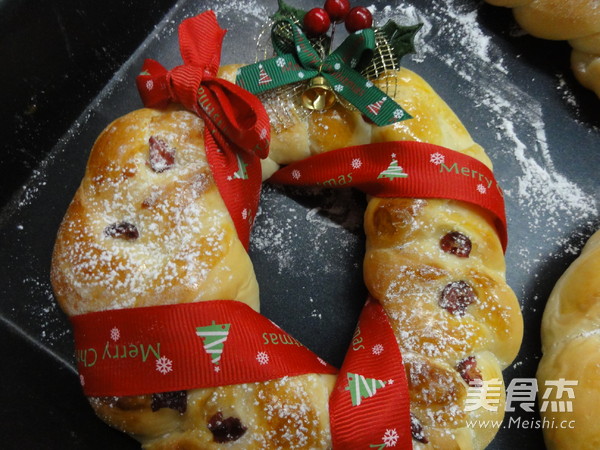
50, 6, 523, 450
484, 0, 600, 98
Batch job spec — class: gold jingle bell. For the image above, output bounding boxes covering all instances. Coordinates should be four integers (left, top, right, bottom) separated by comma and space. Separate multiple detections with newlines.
301, 76, 337, 111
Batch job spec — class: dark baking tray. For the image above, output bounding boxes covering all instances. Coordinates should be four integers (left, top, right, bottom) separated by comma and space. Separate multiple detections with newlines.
1, 0, 598, 448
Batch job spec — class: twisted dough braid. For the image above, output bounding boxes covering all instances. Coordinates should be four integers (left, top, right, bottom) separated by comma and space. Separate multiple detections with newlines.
485, 0, 600, 98
51, 107, 335, 448
366, 69, 523, 449
222, 64, 524, 448
536, 229, 600, 450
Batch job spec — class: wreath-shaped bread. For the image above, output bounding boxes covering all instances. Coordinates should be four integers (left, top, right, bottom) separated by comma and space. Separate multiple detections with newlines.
51, 5, 523, 449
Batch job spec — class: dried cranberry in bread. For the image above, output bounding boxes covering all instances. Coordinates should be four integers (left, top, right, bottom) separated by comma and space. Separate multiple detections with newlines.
50, 106, 335, 448
485, 0, 600, 98
240, 64, 524, 449
536, 229, 600, 450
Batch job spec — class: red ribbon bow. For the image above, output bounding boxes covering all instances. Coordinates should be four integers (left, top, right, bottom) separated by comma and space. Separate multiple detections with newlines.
136, 11, 270, 248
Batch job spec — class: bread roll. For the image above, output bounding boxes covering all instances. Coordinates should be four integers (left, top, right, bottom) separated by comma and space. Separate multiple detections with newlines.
536, 229, 600, 450
484, 0, 600, 98
257, 65, 524, 448
51, 106, 335, 448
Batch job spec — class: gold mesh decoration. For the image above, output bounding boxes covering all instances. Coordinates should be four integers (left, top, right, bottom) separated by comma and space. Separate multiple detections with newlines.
254, 21, 310, 134
361, 28, 399, 100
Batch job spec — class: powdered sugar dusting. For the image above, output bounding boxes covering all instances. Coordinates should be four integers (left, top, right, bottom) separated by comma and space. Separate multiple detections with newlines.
372, 0, 598, 265
251, 185, 363, 276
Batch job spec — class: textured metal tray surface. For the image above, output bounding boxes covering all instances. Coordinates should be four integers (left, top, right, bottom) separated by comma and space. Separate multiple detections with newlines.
1, 0, 598, 448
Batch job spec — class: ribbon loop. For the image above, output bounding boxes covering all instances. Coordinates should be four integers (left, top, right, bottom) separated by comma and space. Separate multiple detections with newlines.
177, 10, 225, 75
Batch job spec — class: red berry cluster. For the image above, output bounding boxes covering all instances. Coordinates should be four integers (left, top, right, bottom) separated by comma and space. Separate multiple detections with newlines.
303, 0, 373, 36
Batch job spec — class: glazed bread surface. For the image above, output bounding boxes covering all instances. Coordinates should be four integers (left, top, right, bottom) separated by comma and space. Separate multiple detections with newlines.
536, 230, 600, 450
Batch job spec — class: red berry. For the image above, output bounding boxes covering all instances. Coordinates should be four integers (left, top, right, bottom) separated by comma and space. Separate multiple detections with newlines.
303, 8, 331, 36
324, 0, 350, 23
345, 6, 373, 33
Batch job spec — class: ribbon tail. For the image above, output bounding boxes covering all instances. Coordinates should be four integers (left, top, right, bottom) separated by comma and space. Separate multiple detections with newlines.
203, 128, 262, 250
136, 59, 171, 109
323, 68, 411, 126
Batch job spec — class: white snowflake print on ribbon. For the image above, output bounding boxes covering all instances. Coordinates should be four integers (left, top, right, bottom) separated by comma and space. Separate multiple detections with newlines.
291, 169, 301, 180
110, 327, 120, 342
260, 128, 268, 140
79, 374, 85, 386
387, 379, 395, 385
146, 80, 154, 91
430, 152, 445, 165
382, 429, 400, 447
477, 184, 487, 194
256, 351, 270, 365
276, 57, 285, 68
298, 72, 305, 79
334, 63, 341, 70
334, 84, 344, 93
242, 208, 248, 220
393, 109, 404, 119
351, 158, 362, 169
156, 356, 173, 375
366, 80, 374, 88
214, 365, 221, 373
372, 343, 384, 355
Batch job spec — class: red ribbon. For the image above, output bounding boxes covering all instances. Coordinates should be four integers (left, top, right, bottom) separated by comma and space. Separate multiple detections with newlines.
330, 298, 412, 450
71, 301, 336, 397
269, 141, 508, 252
136, 11, 270, 249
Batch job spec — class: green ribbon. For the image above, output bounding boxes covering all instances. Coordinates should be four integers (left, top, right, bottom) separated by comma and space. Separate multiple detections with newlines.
236, 22, 411, 126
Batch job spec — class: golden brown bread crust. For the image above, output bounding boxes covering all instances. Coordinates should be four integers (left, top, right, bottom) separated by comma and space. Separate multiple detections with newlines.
366, 70, 522, 449
265, 67, 523, 449
484, 0, 600, 98
50, 106, 335, 447
536, 230, 600, 450
51, 107, 259, 314
91, 374, 334, 449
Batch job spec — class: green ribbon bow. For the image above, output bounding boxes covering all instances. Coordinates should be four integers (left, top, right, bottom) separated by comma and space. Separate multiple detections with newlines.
236, 22, 411, 126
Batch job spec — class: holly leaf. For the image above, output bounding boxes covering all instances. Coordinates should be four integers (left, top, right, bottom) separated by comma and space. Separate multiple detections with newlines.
379, 21, 423, 63
271, 0, 306, 24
